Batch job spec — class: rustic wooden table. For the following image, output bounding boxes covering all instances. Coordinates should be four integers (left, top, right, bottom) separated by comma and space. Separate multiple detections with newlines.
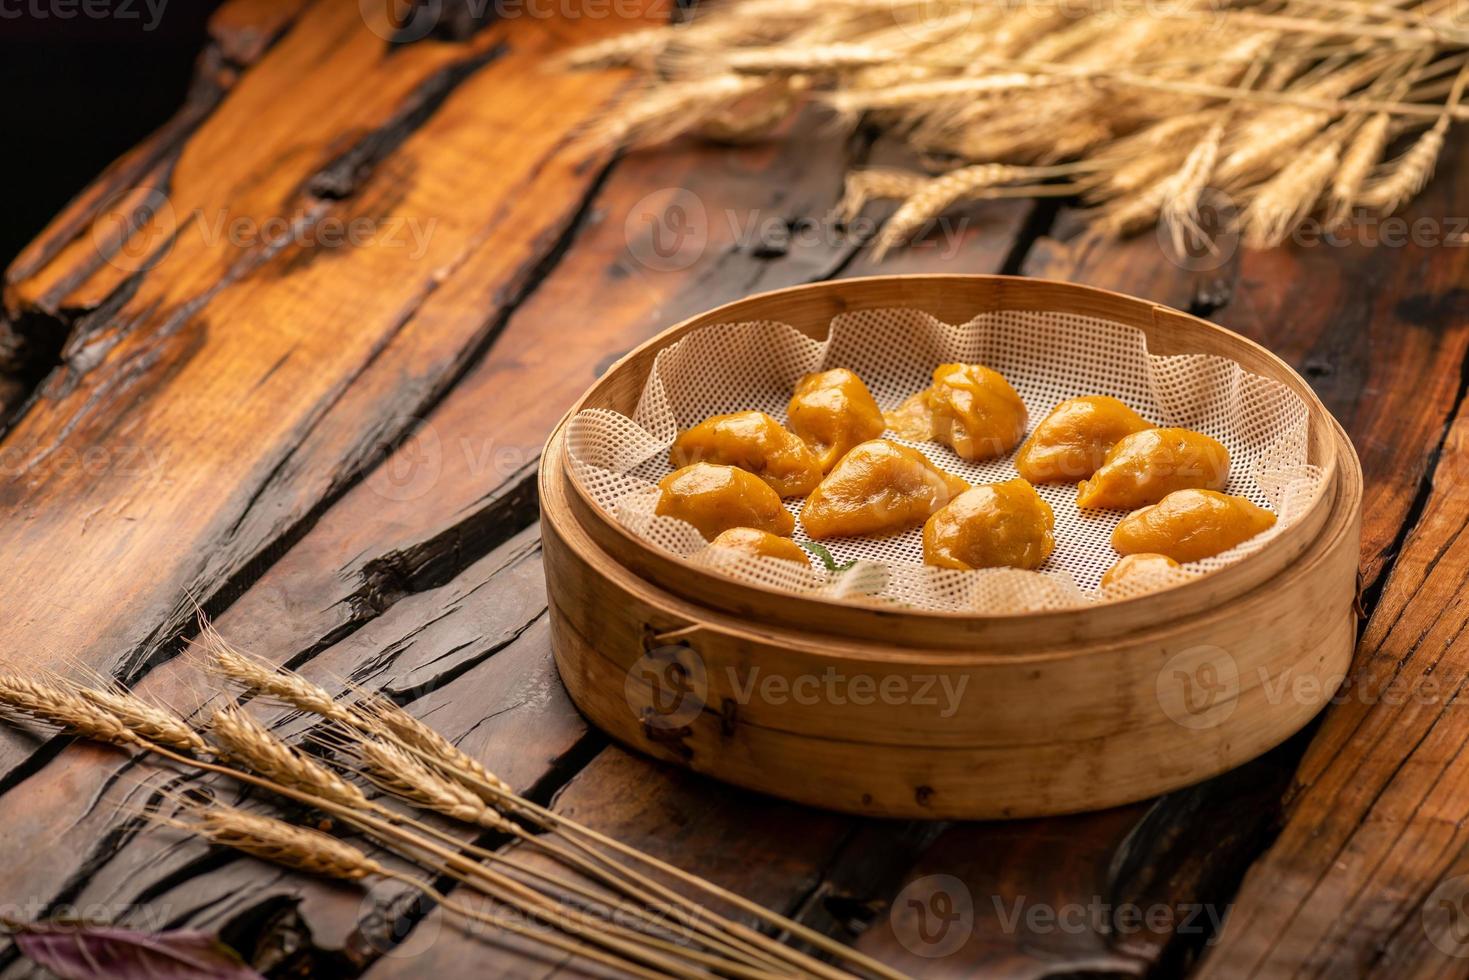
2, 3, 1467, 978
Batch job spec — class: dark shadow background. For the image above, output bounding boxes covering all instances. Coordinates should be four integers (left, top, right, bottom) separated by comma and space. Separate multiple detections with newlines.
0, 3, 226, 270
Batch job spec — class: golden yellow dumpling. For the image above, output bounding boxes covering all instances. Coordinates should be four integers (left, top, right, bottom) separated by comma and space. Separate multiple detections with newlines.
922, 478, 1055, 571
787, 369, 886, 472
709, 527, 810, 565
927, 363, 1028, 461
671, 411, 822, 497
1076, 427, 1229, 510
656, 463, 795, 541
1015, 396, 1151, 484
1100, 553, 1182, 589
1111, 489, 1275, 563
801, 439, 969, 539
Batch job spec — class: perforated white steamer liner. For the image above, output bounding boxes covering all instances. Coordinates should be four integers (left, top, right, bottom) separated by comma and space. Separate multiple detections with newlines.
565, 308, 1323, 614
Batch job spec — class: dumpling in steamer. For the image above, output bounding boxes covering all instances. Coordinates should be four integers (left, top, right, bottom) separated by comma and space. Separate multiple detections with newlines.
656, 463, 795, 541
786, 369, 886, 472
1100, 553, 1182, 590
922, 478, 1055, 571
670, 411, 822, 497
708, 527, 811, 565
1111, 489, 1276, 563
1015, 396, 1151, 484
926, 363, 1029, 461
801, 439, 969, 539
1076, 427, 1230, 510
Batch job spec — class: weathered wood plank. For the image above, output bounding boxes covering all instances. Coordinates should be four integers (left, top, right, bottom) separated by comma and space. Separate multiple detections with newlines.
1193, 389, 1469, 976
0, 527, 592, 977
0, 3, 651, 778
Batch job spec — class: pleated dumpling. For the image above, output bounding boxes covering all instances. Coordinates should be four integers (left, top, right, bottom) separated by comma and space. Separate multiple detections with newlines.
671, 411, 822, 498
1076, 427, 1229, 510
926, 363, 1029, 461
1015, 396, 1151, 484
787, 369, 886, 472
922, 478, 1055, 571
801, 439, 968, 539
708, 527, 811, 565
656, 463, 795, 541
1111, 489, 1275, 563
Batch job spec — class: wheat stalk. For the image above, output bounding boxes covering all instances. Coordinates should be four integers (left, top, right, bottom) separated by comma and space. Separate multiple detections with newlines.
155, 801, 680, 980
559, 0, 1468, 249
0, 671, 141, 748
208, 705, 368, 809
0, 664, 881, 980
354, 694, 515, 803
199, 621, 357, 724
1328, 112, 1392, 224
1160, 122, 1226, 256
351, 736, 513, 832
1360, 61, 1468, 212
1242, 135, 1343, 247
72, 684, 207, 754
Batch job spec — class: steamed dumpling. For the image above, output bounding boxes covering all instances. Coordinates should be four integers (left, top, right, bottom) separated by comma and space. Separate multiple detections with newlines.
1015, 396, 1150, 484
709, 527, 811, 565
671, 411, 822, 497
1100, 552, 1182, 590
1111, 489, 1275, 562
787, 369, 886, 472
926, 363, 1028, 461
922, 478, 1055, 571
801, 439, 968, 539
656, 463, 795, 541
1077, 427, 1229, 510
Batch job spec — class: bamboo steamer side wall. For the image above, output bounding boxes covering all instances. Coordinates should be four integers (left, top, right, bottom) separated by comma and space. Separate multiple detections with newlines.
540, 422, 1363, 820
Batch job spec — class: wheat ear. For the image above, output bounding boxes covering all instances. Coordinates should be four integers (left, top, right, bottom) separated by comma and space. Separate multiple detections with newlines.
71, 684, 207, 754
1242, 136, 1342, 248
0, 672, 141, 748
355, 695, 514, 803
1358, 58, 1467, 215
199, 622, 358, 725
208, 706, 368, 809
1328, 112, 1391, 225
1159, 121, 1226, 256
158, 802, 676, 980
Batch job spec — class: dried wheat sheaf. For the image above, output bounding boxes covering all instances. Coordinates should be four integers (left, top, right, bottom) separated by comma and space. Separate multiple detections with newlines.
568, 0, 1469, 253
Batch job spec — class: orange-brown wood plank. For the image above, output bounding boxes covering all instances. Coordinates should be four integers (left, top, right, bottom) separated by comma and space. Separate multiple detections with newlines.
0, 1, 657, 779
1194, 398, 1469, 977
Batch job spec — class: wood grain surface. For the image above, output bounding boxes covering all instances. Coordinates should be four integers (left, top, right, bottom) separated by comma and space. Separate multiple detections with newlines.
3, 1, 1469, 977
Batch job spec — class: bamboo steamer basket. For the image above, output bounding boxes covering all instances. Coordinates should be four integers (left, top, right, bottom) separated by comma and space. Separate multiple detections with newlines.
540, 275, 1363, 819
